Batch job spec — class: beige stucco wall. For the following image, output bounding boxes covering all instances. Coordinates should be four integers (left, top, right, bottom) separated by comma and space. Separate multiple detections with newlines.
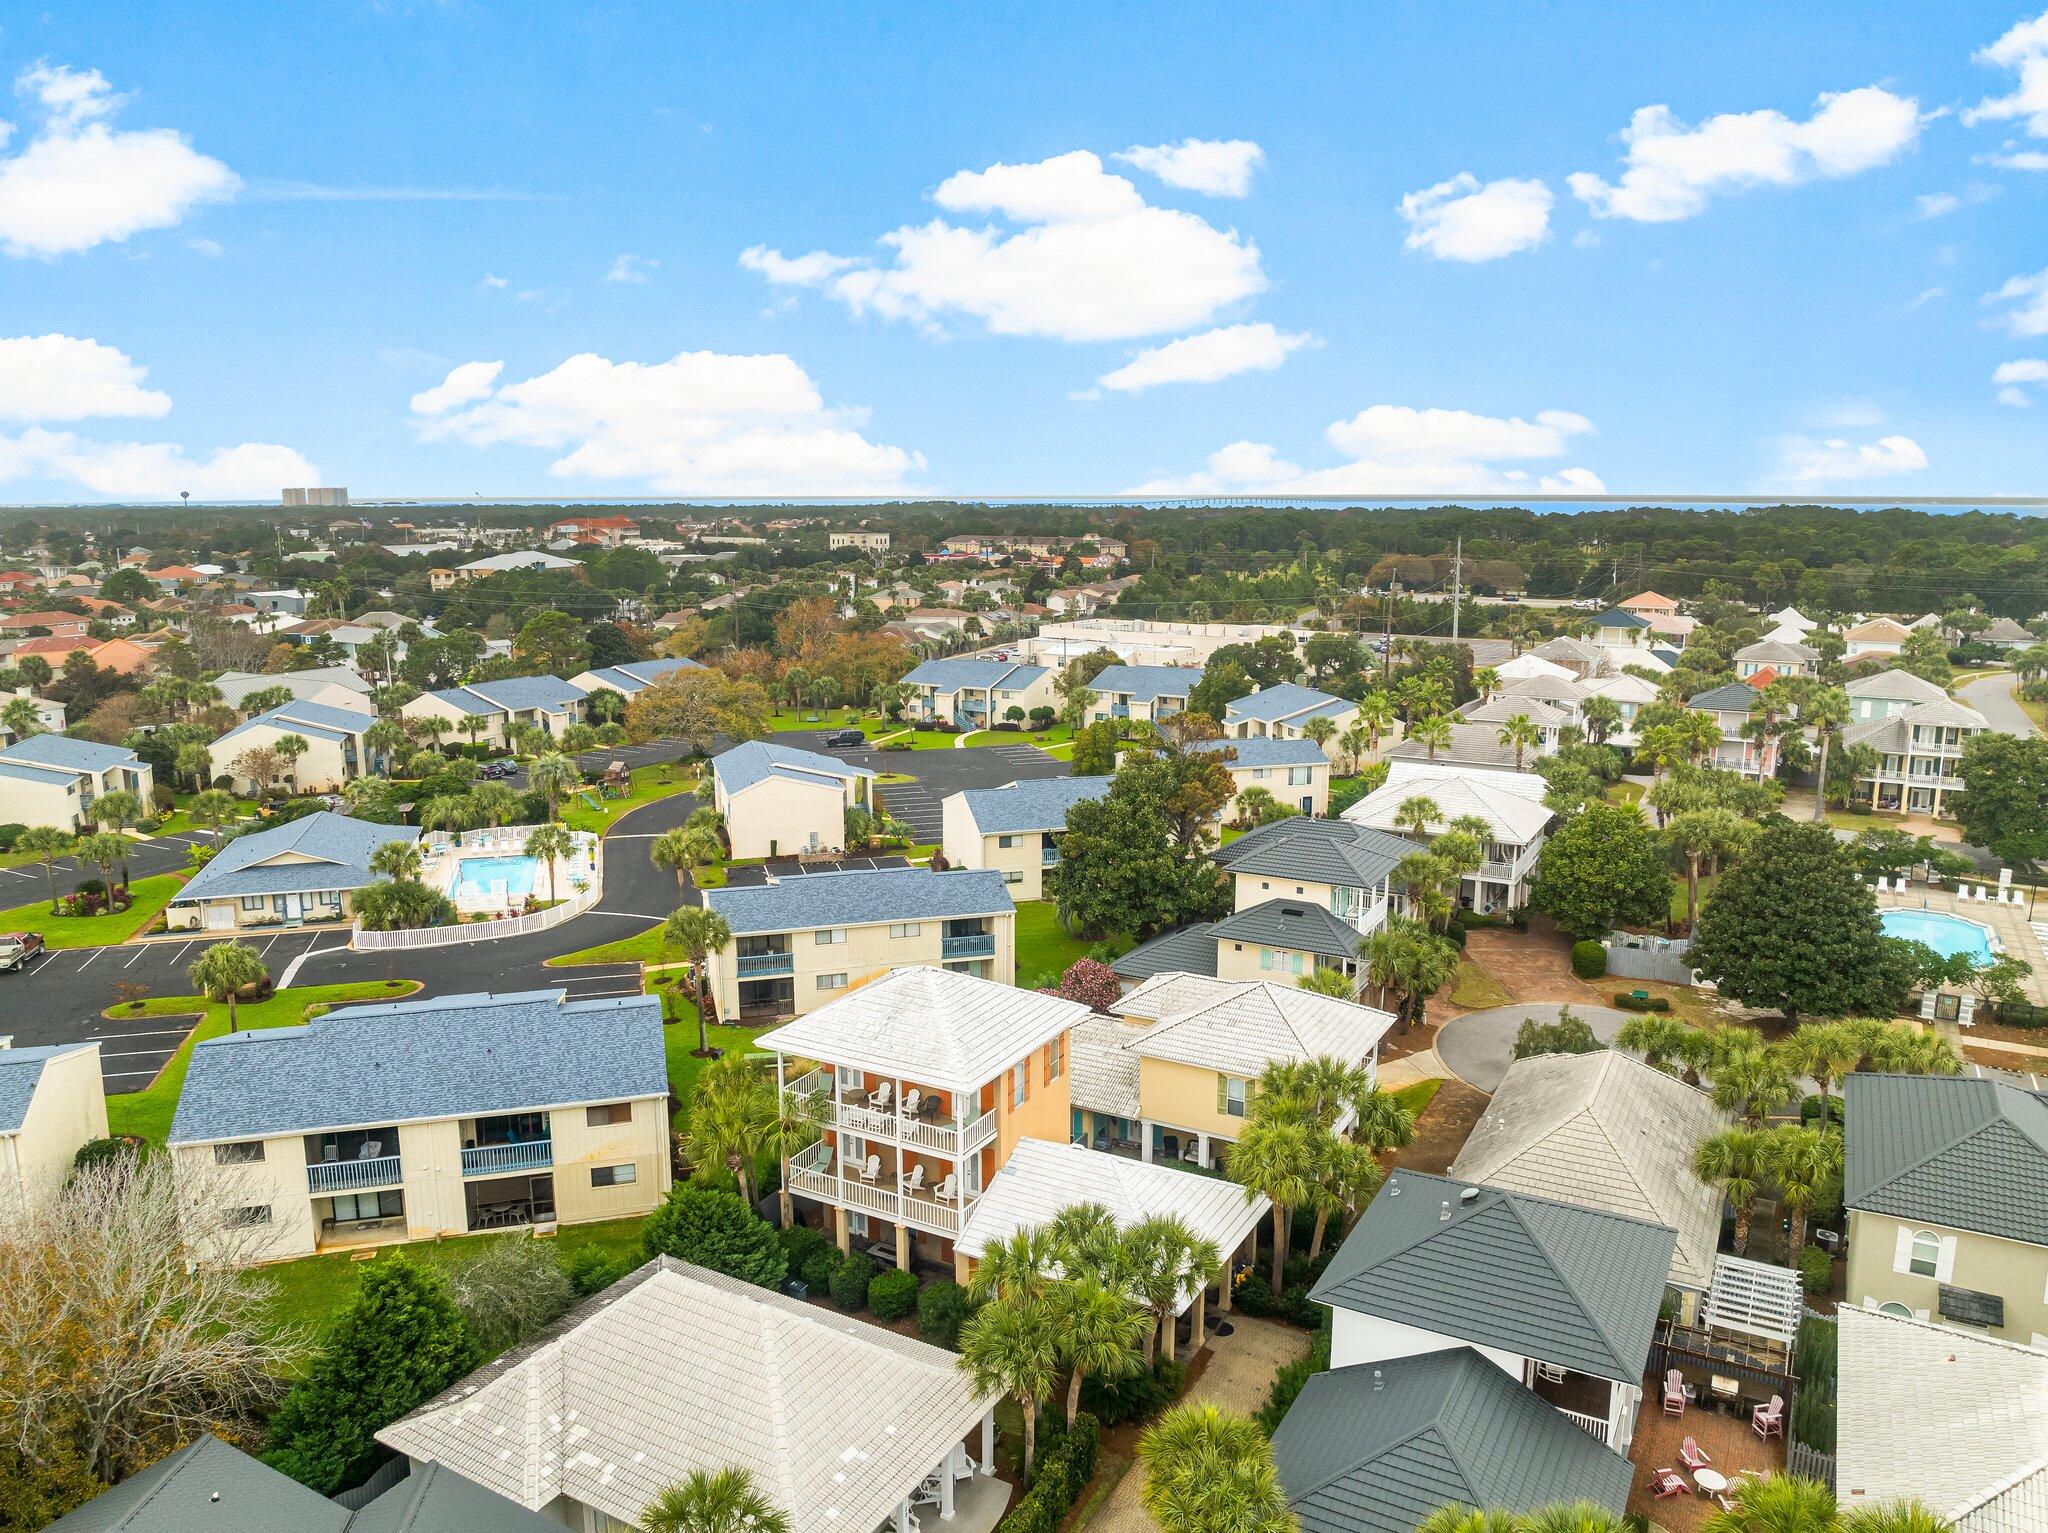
1221, 760, 1329, 821
211, 721, 361, 793
939, 798, 1051, 902
1846, 1208, 2048, 1345
708, 911, 1016, 1020
1227, 704, 1360, 758
1232, 870, 1339, 912
6, 773, 85, 831
551, 1099, 673, 1223
1, 1043, 108, 1217
167, 885, 360, 932
720, 775, 848, 860
1215, 937, 1328, 984
402, 693, 505, 749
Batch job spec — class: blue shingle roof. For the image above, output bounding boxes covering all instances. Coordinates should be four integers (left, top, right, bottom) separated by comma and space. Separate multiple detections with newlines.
712, 739, 875, 796
168, 989, 668, 1145
957, 776, 1110, 834
0, 1043, 95, 1134
0, 759, 78, 787
173, 811, 418, 905
1223, 683, 1353, 725
0, 733, 138, 773
704, 867, 1012, 935
463, 675, 588, 713
425, 685, 498, 718
1190, 738, 1329, 769
1593, 608, 1648, 629
902, 658, 1049, 693
582, 657, 703, 693
213, 698, 376, 751
1089, 663, 1203, 704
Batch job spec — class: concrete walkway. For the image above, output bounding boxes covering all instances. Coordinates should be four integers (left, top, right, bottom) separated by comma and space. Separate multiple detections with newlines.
1084, 1316, 1311, 1533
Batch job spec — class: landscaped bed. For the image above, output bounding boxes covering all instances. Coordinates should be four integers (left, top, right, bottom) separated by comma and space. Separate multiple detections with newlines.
0, 872, 187, 947
561, 764, 699, 835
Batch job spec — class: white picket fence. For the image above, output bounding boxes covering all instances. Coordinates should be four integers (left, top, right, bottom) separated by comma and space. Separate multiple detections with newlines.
351, 882, 600, 951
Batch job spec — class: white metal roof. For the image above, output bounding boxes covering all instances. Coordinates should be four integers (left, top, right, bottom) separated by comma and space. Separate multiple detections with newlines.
1069, 1015, 1146, 1118
1114, 974, 1394, 1079
1343, 760, 1553, 846
757, 965, 1090, 1092
957, 1138, 1268, 1311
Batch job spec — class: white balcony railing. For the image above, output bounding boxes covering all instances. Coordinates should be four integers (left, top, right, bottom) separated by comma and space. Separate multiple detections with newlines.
1557, 1408, 1611, 1445
462, 1141, 553, 1176
308, 1156, 403, 1194
788, 1069, 997, 1159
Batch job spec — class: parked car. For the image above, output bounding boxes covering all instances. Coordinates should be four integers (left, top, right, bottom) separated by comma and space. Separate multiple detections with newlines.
823, 728, 867, 748
0, 932, 46, 971
478, 760, 518, 780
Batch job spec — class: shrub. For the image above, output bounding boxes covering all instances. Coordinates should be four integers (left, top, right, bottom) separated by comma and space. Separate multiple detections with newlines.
1613, 991, 1671, 1012
0, 822, 24, 853
640, 1186, 787, 1289
1799, 1093, 1846, 1129
801, 1247, 841, 1294
442, 1236, 576, 1352
829, 1253, 875, 1312
1080, 1356, 1186, 1426
778, 1222, 830, 1275
917, 1280, 972, 1349
561, 1244, 629, 1297
1570, 940, 1607, 979
1512, 1005, 1603, 1061
1796, 1244, 1833, 1295
868, 1267, 918, 1321
998, 1414, 1100, 1531
1231, 1274, 1319, 1328
71, 1136, 138, 1173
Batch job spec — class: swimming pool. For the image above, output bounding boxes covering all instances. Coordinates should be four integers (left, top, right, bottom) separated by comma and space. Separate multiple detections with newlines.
1879, 909, 1996, 966
449, 854, 540, 903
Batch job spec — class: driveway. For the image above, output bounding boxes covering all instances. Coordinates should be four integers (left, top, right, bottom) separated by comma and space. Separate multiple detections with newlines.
1434, 1002, 1633, 1091
773, 729, 1070, 845
1959, 671, 2038, 738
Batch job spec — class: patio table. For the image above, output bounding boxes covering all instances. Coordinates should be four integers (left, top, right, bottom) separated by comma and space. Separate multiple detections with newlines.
1694, 1469, 1728, 1495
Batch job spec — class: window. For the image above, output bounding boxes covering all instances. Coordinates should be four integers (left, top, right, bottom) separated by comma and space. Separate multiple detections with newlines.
240, 895, 264, 912
1003, 870, 1024, 885
1877, 1302, 1914, 1319
1011, 1061, 1029, 1109
213, 1140, 265, 1165
888, 922, 921, 938
1909, 1231, 1941, 1278
1288, 766, 1313, 786
591, 1164, 638, 1188
817, 973, 848, 992
997, 835, 1017, 849
586, 1103, 633, 1128
1251, 767, 1269, 780
814, 928, 847, 946
1260, 948, 1304, 975
1043, 1033, 1064, 1084
1220, 1076, 1250, 1118
224, 1205, 271, 1227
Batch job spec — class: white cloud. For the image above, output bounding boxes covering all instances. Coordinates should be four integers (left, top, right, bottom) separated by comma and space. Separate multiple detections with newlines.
1915, 192, 1960, 218
478, 273, 509, 290
408, 349, 923, 494
1094, 323, 1313, 393
1986, 148, 2048, 169
1398, 173, 1553, 261
606, 253, 657, 283
1906, 285, 1946, 309
1777, 433, 1928, 485
1568, 87, 1922, 222
741, 150, 1265, 342
1114, 138, 1264, 197
0, 330, 312, 498
186, 236, 221, 256
1989, 268, 2048, 335
0, 333, 171, 421
1965, 9, 2048, 139
0, 63, 236, 257
1995, 357, 2048, 405
1130, 404, 1603, 495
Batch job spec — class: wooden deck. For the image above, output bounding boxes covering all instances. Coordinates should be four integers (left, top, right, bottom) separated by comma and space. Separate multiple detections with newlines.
1625, 1397, 1785, 1531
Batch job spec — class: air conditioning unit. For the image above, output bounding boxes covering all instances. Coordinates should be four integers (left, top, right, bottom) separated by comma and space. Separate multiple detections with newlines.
1813, 1229, 1842, 1255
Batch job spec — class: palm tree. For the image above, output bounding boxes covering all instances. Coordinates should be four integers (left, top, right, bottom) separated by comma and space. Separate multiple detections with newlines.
1694, 1127, 1770, 1255
92, 790, 143, 890
1338, 720, 1370, 775
1300, 715, 1338, 759
1472, 666, 1500, 700
967, 1225, 1060, 1305
1308, 1136, 1382, 1260
15, 826, 73, 914
75, 831, 129, 904
1614, 1014, 1708, 1076
1804, 684, 1852, 818
781, 665, 810, 715
1137, 1405, 1293, 1533
273, 733, 310, 789
1392, 794, 1441, 839
369, 839, 423, 883
187, 940, 269, 1034
1496, 713, 1541, 770
0, 695, 42, 741
1362, 917, 1460, 1031
525, 823, 576, 905
638, 1467, 791, 1533
1518, 1505, 1632, 1533
1409, 714, 1453, 761
529, 753, 582, 821
1764, 1122, 1844, 1255
174, 740, 212, 792
1122, 1216, 1221, 1365
1578, 694, 1623, 745
1414, 1509, 1523, 1533
664, 904, 734, 1054
1346, 1083, 1418, 1152
1697, 1474, 1842, 1533
682, 1052, 779, 1208
1356, 691, 1395, 760
651, 828, 695, 889
364, 718, 407, 777
956, 1298, 1061, 1479
1839, 1501, 1956, 1532
189, 788, 238, 848
1226, 1116, 1315, 1292
1050, 1276, 1148, 1424
1782, 1020, 1865, 1123
1296, 965, 1356, 998
1665, 807, 1750, 930
1709, 1040, 1799, 1128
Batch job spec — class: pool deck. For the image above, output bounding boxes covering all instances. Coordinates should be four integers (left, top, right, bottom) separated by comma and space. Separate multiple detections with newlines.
420, 827, 603, 917
1876, 883, 2048, 1006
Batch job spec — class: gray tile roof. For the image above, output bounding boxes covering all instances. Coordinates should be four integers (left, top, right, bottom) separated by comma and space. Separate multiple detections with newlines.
168, 989, 667, 1145
1089, 663, 1202, 703
705, 867, 1012, 936
1383, 722, 1528, 770
581, 657, 703, 693
1844, 697, 1990, 752
1116, 974, 1393, 1080
1213, 897, 1363, 961
344, 1463, 563, 1533
0, 1042, 94, 1134
1592, 608, 1648, 629
43, 1434, 350, 1533
0, 733, 138, 773
1735, 637, 1821, 663
1983, 616, 2036, 644
1272, 1352, 1633, 1533
712, 739, 875, 796
1068, 1015, 1147, 1116
1845, 668, 1950, 705
214, 698, 376, 751
956, 775, 1110, 834
901, 657, 1049, 692
213, 666, 372, 706
1215, 816, 1413, 891
1309, 1169, 1676, 1382
1844, 1072, 2048, 1247
1111, 923, 1219, 981
173, 811, 418, 906
1190, 738, 1329, 769
1688, 681, 1760, 712
1224, 683, 1353, 725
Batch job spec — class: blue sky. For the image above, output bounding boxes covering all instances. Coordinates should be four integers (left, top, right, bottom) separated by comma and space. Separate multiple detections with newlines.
2, 2, 2045, 501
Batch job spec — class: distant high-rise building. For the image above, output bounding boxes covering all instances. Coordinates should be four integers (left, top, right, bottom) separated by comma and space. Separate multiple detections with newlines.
282, 487, 349, 507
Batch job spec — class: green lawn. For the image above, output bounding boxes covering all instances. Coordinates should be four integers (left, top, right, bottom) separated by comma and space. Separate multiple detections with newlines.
562, 764, 701, 835
1015, 900, 1092, 985
1447, 959, 1512, 1010
1670, 871, 1720, 927
546, 922, 676, 967
871, 729, 970, 751
253, 1216, 651, 1341
105, 980, 422, 1146
1390, 1078, 1443, 1116
0, 872, 187, 947
765, 707, 876, 734
963, 724, 1072, 749
155, 793, 259, 838
648, 981, 761, 1132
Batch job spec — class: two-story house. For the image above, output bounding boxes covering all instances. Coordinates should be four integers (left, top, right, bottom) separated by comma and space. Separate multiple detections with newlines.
1341, 759, 1552, 912
1085, 663, 1203, 726
1069, 971, 1393, 1169
1843, 616, 1913, 660
1223, 683, 1359, 757
1454, 695, 1573, 757
1190, 737, 1331, 819
1735, 637, 1821, 679
1386, 719, 1557, 771
213, 665, 375, 714
401, 674, 587, 750
711, 739, 877, 859
166, 811, 418, 933
1212, 815, 1412, 947
1845, 666, 1949, 723
940, 776, 1112, 902
0, 1041, 106, 1220
766, 965, 1089, 1272
169, 989, 671, 1263
567, 655, 704, 709
703, 867, 1015, 1022
0, 733, 154, 830
1844, 1072, 2048, 1344
1844, 696, 1988, 818
1589, 607, 1653, 657
1311, 1169, 1676, 1456
899, 657, 1055, 729
209, 698, 380, 793
1687, 681, 1775, 778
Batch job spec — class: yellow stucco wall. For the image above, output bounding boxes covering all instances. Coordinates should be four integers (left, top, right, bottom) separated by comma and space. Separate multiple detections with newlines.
1138, 1056, 1251, 1141
1846, 1208, 2048, 1345
720, 775, 848, 860
709, 912, 1015, 1020
4, 1043, 107, 1214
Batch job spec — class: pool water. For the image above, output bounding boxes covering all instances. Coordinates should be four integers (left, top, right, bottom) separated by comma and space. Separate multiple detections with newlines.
1879, 909, 1995, 966
450, 854, 540, 902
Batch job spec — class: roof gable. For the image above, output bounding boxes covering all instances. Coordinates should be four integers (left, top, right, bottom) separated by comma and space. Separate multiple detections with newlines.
1845, 1073, 2048, 1247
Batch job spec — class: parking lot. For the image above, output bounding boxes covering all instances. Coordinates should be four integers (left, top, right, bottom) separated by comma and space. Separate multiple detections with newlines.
721, 854, 911, 889
771, 730, 1071, 845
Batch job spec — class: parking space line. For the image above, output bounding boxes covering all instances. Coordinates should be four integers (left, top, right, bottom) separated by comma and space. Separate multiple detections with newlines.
123, 946, 150, 967
94, 1026, 199, 1041
75, 947, 106, 970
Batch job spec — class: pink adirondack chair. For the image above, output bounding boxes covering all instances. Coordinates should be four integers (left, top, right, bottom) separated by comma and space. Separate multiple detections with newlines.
1753, 1394, 1785, 1439
1652, 1469, 1691, 1500
1662, 1369, 1686, 1416
1679, 1437, 1711, 1471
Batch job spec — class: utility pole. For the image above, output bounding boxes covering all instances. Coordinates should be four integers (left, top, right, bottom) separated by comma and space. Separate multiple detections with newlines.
1383, 582, 1395, 686
1450, 535, 1463, 643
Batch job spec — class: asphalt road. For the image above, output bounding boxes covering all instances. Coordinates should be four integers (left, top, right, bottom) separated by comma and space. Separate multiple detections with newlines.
772, 728, 1070, 843
1433, 1002, 1633, 1091
1958, 670, 2039, 738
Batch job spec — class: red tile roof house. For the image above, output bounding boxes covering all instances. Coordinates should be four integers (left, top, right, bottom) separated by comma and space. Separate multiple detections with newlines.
0, 572, 38, 593
548, 514, 639, 546
0, 613, 90, 638
147, 565, 208, 591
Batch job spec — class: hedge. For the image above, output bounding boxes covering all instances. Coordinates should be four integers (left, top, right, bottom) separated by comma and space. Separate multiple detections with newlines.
1079, 1357, 1185, 1426
995, 1414, 1100, 1533
1570, 940, 1607, 979
917, 1281, 973, 1349
1612, 991, 1671, 1012
1255, 1317, 1332, 1435
868, 1268, 918, 1321
830, 1253, 875, 1312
